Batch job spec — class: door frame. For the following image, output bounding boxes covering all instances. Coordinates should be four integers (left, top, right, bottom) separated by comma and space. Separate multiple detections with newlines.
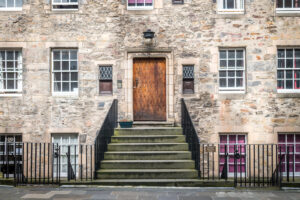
124, 50, 175, 122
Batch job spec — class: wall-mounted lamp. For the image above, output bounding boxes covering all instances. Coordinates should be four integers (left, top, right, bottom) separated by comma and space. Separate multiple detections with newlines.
143, 29, 155, 46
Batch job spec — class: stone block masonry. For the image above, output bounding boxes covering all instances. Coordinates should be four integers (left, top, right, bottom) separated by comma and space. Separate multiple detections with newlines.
0, 0, 299, 144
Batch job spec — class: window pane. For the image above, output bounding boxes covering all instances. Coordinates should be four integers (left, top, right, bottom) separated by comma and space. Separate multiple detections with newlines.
278, 49, 285, 58
277, 70, 284, 79
16, 0, 22, 7
286, 80, 293, 89
0, 0, 5, 8
219, 71, 226, 77
236, 78, 243, 87
6, 61, 14, 70
296, 70, 300, 79
62, 51, 69, 60
295, 49, 300, 58
54, 61, 60, 70
278, 59, 285, 68
71, 72, 77, 81
228, 50, 235, 59
286, 49, 293, 57
7, 0, 14, 7
295, 0, 300, 8
6, 51, 14, 60
220, 60, 227, 68
70, 51, 77, 60
236, 60, 243, 68
54, 82, 61, 92
286, 70, 293, 78
277, 80, 284, 89
236, 50, 243, 59
236, 70, 243, 77
220, 78, 226, 87
71, 82, 78, 92
220, 51, 226, 59
296, 80, 300, 89
7, 80, 14, 89
228, 71, 235, 77
296, 59, 300, 68
54, 73, 61, 81
286, 59, 293, 68
70, 61, 77, 70
227, 0, 234, 9
62, 82, 69, 91
62, 61, 69, 70
228, 79, 235, 87
53, 51, 60, 60
220, 135, 227, 144
285, 0, 292, 8
62, 72, 69, 81
228, 60, 235, 67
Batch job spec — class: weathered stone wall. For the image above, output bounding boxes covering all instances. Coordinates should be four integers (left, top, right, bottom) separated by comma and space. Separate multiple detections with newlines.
0, 0, 299, 144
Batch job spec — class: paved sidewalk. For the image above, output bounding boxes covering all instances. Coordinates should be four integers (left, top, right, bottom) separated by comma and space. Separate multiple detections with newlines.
0, 186, 299, 200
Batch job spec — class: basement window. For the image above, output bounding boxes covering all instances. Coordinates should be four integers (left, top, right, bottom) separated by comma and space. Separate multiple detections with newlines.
172, 0, 184, 4
277, 0, 300, 13
219, 134, 246, 177
52, 0, 78, 10
0, 0, 22, 11
127, 0, 153, 10
99, 66, 113, 95
182, 65, 194, 94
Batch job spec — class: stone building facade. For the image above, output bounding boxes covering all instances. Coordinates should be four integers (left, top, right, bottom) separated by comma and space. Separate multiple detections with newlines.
0, 0, 299, 147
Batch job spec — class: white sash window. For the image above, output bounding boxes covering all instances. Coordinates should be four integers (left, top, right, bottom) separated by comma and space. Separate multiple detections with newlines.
0, 0, 22, 11
127, 0, 153, 10
218, 0, 244, 14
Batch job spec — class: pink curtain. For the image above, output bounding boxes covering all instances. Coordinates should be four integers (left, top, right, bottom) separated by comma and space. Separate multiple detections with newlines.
278, 134, 285, 143
128, 0, 135, 3
220, 135, 227, 144
287, 134, 294, 143
238, 135, 245, 144
145, 0, 153, 3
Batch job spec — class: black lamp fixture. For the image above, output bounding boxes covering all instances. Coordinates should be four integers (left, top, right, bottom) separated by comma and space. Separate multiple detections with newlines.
143, 29, 155, 39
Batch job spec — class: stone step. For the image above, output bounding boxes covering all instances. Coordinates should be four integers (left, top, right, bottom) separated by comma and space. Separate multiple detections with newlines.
100, 160, 195, 169
107, 143, 189, 151
104, 151, 192, 160
133, 121, 175, 127
114, 127, 182, 136
111, 135, 186, 143
96, 169, 198, 179
61, 179, 234, 187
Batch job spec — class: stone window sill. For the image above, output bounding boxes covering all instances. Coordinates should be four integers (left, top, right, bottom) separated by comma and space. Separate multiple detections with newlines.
0, 93, 22, 97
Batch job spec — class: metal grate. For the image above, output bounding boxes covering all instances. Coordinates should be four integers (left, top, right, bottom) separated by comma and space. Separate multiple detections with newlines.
183, 65, 194, 79
99, 66, 112, 80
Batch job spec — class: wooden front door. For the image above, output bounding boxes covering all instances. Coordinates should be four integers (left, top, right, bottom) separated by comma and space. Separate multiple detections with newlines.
133, 58, 166, 121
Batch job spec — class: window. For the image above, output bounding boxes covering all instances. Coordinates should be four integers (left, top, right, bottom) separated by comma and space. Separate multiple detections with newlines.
52, 49, 78, 95
0, 0, 22, 10
219, 49, 245, 92
52, 0, 78, 10
219, 134, 246, 176
127, 0, 153, 10
218, 0, 244, 13
0, 50, 22, 94
52, 134, 78, 177
277, 48, 300, 93
182, 65, 194, 94
0, 135, 22, 178
172, 0, 184, 4
277, 0, 300, 13
99, 66, 113, 95
278, 134, 300, 176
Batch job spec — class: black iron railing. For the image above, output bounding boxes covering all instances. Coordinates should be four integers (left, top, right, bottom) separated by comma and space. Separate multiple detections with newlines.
181, 99, 201, 177
94, 99, 118, 175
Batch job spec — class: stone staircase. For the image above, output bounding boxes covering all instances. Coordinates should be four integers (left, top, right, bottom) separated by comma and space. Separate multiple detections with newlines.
95, 126, 200, 186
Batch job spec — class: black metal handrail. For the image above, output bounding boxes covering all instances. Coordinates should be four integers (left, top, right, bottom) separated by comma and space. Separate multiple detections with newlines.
181, 98, 200, 177
94, 99, 118, 175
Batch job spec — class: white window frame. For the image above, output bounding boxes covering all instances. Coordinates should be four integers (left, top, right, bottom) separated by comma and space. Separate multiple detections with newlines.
218, 48, 246, 93
217, 0, 245, 14
276, 0, 300, 13
52, 134, 79, 177
219, 134, 247, 177
278, 133, 300, 176
127, 0, 154, 10
52, 0, 79, 11
277, 48, 300, 93
0, 0, 22, 11
0, 50, 22, 95
51, 49, 79, 96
